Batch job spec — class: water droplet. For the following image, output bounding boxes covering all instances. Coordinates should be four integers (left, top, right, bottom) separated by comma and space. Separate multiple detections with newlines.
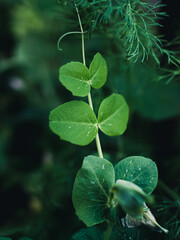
91, 181, 95, 184
69, 126, 71, 129
138, 167, 141, 170
102, 164, 105, 170
126, 169, 128, 173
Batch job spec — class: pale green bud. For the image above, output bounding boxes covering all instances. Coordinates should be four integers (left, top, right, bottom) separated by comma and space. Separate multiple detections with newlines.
109, 179, 148, 218
109, 179, 168, 233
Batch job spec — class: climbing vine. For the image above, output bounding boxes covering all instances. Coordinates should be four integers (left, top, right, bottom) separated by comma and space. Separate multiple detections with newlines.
49, 3, 169, 239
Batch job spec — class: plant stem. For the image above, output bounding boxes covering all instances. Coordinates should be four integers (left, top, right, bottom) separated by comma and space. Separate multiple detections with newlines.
75, 4, 104, 159
95, 132, 104, 158
104, 222, 113, 240
76, 5, 86, 66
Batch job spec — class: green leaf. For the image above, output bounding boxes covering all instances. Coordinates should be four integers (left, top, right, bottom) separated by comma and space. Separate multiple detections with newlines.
89, 53, 108, 89
115, 156, 158, 194
59, 62, 90, 97
98, 94, 129, 136
72, 155, 115, 227
49, 101, 98, 146
71, 227, 103, 240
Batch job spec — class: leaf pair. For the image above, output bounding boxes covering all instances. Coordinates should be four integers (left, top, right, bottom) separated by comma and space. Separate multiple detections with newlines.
49, 94, 129, 146
72, 155, 158, 227
59, 53, 107, 97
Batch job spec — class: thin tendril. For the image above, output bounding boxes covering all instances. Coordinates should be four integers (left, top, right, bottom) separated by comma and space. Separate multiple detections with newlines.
57, 31, 86, 51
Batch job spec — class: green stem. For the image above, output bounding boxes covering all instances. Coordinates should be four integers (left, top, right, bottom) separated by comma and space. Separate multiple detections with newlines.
103, 223, 113, 240
75, 4, 86, 66
75, 4, 104, 159
95, 132, 103, 158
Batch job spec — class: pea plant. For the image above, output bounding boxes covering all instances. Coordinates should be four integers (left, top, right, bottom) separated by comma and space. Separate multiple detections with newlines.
49, 4, 168, 240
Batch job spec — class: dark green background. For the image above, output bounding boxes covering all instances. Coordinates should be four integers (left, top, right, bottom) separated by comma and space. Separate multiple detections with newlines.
0, 0, 179, 239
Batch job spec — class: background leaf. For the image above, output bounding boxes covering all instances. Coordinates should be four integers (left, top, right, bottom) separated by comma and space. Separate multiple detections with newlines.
71, 227, 103, 240
72, 155, 115, 227
89, 53, 107, 89
98, 94, 129, 136
20, 238, 32, 240
0, 238, 12, 240
49, 101, 98, 146
60, 62, 90, 97
111, 63, 180, 120
134, 80, 180, 120
115, 156, 158, 194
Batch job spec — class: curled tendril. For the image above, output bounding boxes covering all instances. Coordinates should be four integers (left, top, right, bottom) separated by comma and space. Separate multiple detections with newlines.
57, 31, 87, 51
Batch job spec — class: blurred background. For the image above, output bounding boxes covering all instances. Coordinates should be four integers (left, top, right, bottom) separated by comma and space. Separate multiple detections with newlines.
0, 0, 180, 239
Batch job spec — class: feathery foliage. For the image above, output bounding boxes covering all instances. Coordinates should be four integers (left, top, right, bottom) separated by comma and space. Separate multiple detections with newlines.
65, 0, 180, 66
